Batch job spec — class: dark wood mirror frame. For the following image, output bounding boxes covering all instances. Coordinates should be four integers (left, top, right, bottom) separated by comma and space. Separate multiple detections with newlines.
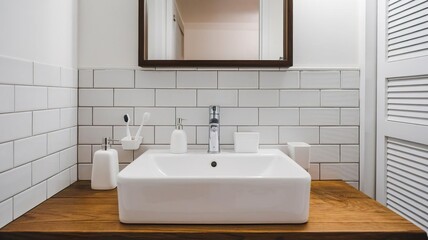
138, 0, 292, 68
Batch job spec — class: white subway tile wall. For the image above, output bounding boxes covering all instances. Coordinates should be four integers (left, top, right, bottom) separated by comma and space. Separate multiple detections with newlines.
78, 107, 93, 125
60, 108, 78, 128
78, 126, 113, 144
94, 70, 134, 88
280, 90, 320, 107
135, 71, 176, 88
48, 87, 73, 109
47, 129, 72, 154
47, 169, 71, 198
320, 163, 359, 181
300, 108, 340, 126
218, 71, 258, 89
279, 126, 320, 144
177, 71, 217, 88
60, 146, 77, 171
61, 68, 78, 88
93, 107, 134, 126
114, 89, 154, 106
341, 108, 360, 125
0, 164, 32, 202
239, 90, 279, 107
0, 56, 77, 228
300, 71, 341, 89
155, 89, 196, 106
221, 108, 259, 126
77, 69, 361, 190
341, 71, 360, 89
33, 109, 61, 135
197, 126, 237, 144
0, 65, 361, 227
309, 164, 320, 180
13, 181, 47, 219
34, 63, 61, 87
70, 165, 77, 183
79, 89, 113, 106
135, 107, 175, 125
0, 199, 13, 228
14, 135, 47, 167
197, 90, 238, 107
78, 69, 94, 88
176, 108, 209, 125
0, 85, 14, 113
310, 145, 340, 163
0, 142, 13, 172
321, 90, 359, 107
259, 71, 299, 89
0, 57, 33, 85
259, 108, 299, 125
15, 86, 48, 111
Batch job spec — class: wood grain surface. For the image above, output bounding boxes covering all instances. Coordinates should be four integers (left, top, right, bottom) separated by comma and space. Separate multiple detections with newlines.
1, 181, 426, 240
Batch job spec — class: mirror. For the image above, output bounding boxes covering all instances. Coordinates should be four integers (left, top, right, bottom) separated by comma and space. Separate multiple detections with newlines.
139, 0, 292, 67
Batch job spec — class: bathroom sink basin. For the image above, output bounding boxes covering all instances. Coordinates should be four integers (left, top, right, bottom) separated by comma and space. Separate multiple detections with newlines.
117, 149, 311, 224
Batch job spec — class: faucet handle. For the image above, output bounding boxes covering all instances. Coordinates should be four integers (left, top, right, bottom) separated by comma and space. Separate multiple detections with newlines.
209, 105, 220, 112
209, 105, 220, 117
209, 106, 220, 124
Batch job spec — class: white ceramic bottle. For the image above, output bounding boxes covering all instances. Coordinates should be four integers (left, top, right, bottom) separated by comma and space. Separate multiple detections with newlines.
170, 118, 187, 154
91, 138, 119, 190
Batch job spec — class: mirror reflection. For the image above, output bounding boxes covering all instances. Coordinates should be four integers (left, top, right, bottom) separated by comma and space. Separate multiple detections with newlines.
144, 0, 284, 61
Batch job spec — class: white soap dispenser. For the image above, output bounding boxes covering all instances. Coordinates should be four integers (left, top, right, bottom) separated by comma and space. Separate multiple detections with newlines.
91, 138, 119, 190
170, 118, 187, 154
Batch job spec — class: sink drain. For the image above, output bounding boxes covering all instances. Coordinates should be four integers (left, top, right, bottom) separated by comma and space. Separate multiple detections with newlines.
211, 161, 217, 167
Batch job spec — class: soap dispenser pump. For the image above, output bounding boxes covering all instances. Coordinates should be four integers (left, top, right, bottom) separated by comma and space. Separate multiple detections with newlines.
170, 118, 187, 154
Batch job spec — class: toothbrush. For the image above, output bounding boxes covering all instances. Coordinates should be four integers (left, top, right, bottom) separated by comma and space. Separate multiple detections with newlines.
124, 114, 131, 140
135, 112, 151, 139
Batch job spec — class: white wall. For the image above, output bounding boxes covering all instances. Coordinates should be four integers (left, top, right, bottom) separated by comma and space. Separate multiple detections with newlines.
0, 0, 77, 68
293, 0, 360, 67
0, 0, 78, 228
184, 23, 259, 60
78, 0, 138, 68
78, 0, 361, 68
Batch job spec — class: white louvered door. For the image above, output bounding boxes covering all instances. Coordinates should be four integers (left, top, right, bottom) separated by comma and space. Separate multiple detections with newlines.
377, 0, 428, 233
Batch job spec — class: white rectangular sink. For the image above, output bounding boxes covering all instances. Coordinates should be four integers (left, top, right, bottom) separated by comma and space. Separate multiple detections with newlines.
117, 149, 311, 224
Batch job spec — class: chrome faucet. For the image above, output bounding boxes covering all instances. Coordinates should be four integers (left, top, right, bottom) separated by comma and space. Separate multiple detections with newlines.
208, 105, 220, 153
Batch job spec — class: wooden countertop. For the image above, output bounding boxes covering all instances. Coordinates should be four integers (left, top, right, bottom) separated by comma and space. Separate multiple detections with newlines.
1, 181, 426, 240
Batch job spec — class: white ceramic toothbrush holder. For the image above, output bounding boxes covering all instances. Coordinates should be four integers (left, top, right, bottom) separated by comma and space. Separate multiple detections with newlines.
121, 136, 143, 150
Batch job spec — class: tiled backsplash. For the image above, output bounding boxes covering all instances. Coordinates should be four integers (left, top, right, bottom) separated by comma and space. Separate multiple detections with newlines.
77, 69, 360, 189
0, 64, 360, 228
0, 56, 77, 228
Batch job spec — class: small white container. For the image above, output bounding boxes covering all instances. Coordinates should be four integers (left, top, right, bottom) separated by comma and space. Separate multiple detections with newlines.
91, 139, 119, 190
121, 136, 143, 150
287, 142, 310, 171
234, 132, 259, 153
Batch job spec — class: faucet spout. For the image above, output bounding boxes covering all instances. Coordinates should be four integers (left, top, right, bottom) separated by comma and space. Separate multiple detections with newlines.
208, 106, 220, 153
